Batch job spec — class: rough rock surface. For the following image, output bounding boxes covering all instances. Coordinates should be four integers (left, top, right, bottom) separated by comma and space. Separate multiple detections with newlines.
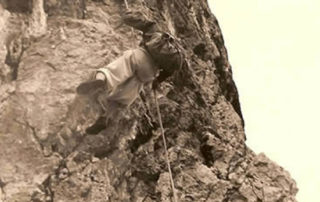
0, 0, 297, 202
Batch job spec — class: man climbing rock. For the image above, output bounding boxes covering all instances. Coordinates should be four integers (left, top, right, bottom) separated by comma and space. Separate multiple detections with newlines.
77, 47, 158, 134
77, 9, 184, 135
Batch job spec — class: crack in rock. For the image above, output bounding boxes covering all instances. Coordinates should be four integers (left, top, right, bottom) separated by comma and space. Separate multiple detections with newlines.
0, 178, 7, 201
4, 33, 26, 81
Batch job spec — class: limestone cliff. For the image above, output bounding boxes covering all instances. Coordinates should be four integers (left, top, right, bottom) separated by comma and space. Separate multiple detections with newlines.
0, 0, 297, 201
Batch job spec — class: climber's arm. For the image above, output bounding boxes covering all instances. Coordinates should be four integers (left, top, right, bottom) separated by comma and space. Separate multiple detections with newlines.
121, 9, 159, 33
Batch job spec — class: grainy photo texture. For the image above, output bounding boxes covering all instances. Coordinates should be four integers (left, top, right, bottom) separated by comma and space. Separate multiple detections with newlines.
0, 0, 297, 201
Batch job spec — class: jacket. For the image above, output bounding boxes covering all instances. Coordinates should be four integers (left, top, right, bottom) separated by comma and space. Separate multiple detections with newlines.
97, 48, 158, 106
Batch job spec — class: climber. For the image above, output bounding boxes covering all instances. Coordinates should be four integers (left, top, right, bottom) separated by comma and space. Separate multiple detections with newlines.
77, 48, 157, 134
76, 9, 184, 135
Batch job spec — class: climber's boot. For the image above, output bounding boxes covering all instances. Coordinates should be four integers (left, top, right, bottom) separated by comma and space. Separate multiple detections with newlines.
85, 116, 107, 135
76, 79, 105, 95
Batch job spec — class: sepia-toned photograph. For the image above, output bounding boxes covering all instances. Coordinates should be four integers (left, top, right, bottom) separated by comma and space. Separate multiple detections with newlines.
0, 0, 318, 201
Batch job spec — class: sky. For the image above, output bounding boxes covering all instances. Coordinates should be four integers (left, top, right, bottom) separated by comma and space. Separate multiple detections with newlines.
208, 0, 320, 201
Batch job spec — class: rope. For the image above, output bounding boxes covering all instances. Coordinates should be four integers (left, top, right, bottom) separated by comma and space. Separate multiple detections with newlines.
154, 90, 178, 202
124, 0, 135, 47
124, 1, 177, 200
124, 0, 129, 9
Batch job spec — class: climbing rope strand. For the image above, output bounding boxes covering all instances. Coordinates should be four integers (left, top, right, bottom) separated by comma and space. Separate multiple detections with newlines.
124, 0, 129, 9
123, 0, 135, 47
154, 90, 178, 202
124, 1, 176, 200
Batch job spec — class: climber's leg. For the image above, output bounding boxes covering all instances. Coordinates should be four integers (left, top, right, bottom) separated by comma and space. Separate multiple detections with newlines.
85, 101, 126, 135
103, 101, 126, 135
76, 72, 106, 95
85, 115, 107, 135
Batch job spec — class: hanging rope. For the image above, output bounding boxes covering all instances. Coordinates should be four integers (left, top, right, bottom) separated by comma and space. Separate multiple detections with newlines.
124, 0, 129, 9
154, 90, 178, 202
124, 1, 177, 200
124, 0, 135, 47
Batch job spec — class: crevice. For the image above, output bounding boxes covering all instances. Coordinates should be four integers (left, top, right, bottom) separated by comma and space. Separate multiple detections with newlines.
32, 149, 92, 201
193, 43, 207, 60
223, 186, 247, 202
210, 28, 245, 127
39, 175, 54, 202
45, 61, 57, 71
248, 177, 263, 202
199, 131, 224, 167
4, 34, 27, 81
35, 149, 88, 201
129, 114, 155, 153
0, 178, 7, 201
204, 188, 213, 202
200, 143, 223, 167
13, 118, 45, 153
93, 142, 118, 159
132, 170, 160, 183
27, 121, 45, 151
130, 170, 160, 200
227, 152, 246, 175
2, 0, 33, 13
195, 90, 207, 107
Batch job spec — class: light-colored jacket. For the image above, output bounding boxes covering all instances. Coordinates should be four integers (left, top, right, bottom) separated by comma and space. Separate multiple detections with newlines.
97, 48, 158, 106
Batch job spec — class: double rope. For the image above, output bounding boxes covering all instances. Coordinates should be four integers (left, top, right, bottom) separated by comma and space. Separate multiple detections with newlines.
123, 1, 177, 201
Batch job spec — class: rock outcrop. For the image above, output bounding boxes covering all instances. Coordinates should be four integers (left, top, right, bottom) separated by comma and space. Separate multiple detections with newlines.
0, 0, 297, 201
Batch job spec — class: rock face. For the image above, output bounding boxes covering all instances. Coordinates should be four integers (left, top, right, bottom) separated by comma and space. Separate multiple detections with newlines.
0, 0, 297, 202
